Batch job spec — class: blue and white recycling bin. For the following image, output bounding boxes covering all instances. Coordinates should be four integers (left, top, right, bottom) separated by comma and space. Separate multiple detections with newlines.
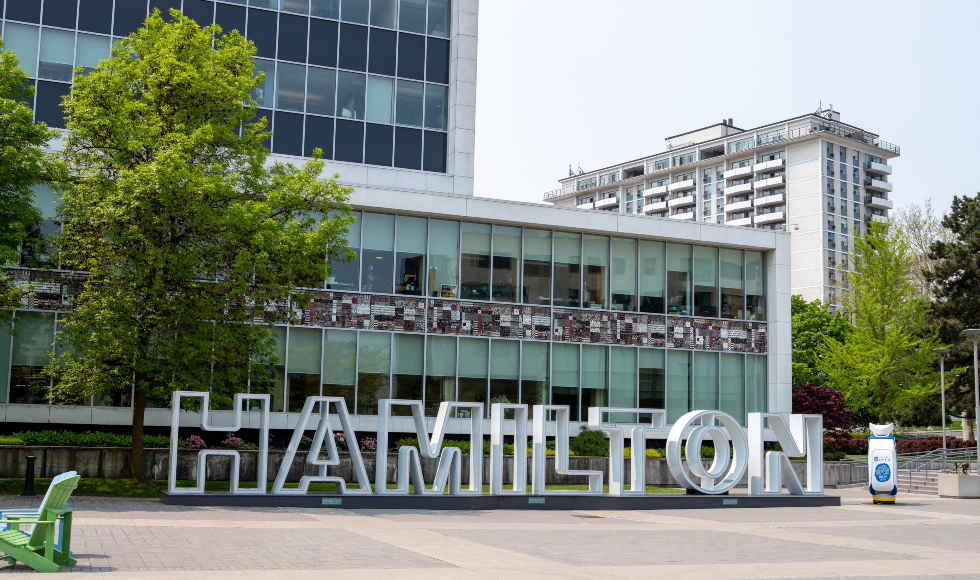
867, 423, 897, 504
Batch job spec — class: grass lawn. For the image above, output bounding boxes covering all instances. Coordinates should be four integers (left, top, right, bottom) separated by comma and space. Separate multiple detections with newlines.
0, 478, 683, 498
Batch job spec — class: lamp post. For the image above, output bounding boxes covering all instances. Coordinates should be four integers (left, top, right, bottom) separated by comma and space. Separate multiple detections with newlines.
964, 329, 980, 474
934, 348, 951, 472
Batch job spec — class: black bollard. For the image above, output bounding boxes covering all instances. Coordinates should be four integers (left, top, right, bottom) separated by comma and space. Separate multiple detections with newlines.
20, 455, 37, 497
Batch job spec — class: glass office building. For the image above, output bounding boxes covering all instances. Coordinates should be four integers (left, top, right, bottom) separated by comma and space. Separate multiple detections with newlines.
0, 1, 790, 432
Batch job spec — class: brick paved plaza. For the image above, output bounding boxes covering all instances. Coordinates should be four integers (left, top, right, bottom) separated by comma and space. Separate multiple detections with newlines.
0, 488, 977, 578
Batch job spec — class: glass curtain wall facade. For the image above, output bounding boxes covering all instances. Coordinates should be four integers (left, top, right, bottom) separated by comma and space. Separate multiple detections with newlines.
2, 211, 770, 425
0, 0, 451, 171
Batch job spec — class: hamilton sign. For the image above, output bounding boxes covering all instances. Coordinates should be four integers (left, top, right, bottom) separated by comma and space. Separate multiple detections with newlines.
167, 392, 824, 498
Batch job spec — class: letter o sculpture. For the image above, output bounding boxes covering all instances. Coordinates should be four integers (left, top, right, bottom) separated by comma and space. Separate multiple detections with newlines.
666, 410, 748, 494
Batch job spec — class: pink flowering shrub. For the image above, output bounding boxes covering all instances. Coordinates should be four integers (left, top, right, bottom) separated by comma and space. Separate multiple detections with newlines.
222, 433, 244, 448
359, 437, 377, 452
333, 432, 348, 452
185, 435, 207, 449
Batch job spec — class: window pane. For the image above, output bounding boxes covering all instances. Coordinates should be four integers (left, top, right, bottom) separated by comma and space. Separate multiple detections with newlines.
746, 251, 766, 320
665, 350, 690, 423
691, 351, 717, 411
458, 337, 488, 415
720, 248, 743, 320
423, 83, 447, 130
78, 0, 113, 34
398, 0, 425, 33
610, 237, 637, 311
364, 122, 392, 166
693, 246, 717, 317
638, 348, 665, 409
0, 314, 10, 403
395, 215, 426, 295
246, 8, 277, 59
365, 75, 393, 124
338, 23, 367, 71
75, 33, 110, 75
427, 0, 450, 37
214, 3, 246, 35
252, 58, 275, 108
113, 1, 146, 36
308, 18, 338, 67
553, 231, 581, 308
150, 0, 180, 20
8, 0, 41, 23
720, 353, 745, 424
391, 333, 423, 413
425, 37, 449, 83
282, 0, 310, 15
371, 0, 397, 28
522, 228, 551, 305
356, 331, 390, 415
334, 119, 363, 162
43, 0, 78, 28
551, 343, 579, 421
583, 234, 609, 309
489, 339, 519, 405
305, 66, 335, 115
286, 327, 321, 412
37, 28, 74, 82
397, 32, 424, 80
277, 13, 309, 63
367, 27, 396, 76
34, 81, 70, 128
581, 345, 607, 418
521, 341, 548, 416
639, 240, 665, 313
745, 354, 767, 414
275, 62, 306, 112
666, 243, 691, 315
425, 336, 456, 416
610, 347, 637, 421
427, 219, 459, 298
5, 23, 39, 77
337, 70, 365, 119
460, 222, 490, 301
422, 130, 446, 172
393, 126, 422, 170
10, 311, 54, 404
340, 0, 368, 23
311, 0, 339, 19
360, 212, 394, 293
327, 210, 359, 290
491, 225, 520, 303
304, 114, 333, 159
184, 0, 216, 23
270, 327, 287, 412
395, 79, 423, 127
271, 110, 303, 156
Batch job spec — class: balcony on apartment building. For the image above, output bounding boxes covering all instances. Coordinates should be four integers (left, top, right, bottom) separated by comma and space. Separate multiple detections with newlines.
754, 211, 785, 225
870, 214, 888, 224
727, 198, 754, 213
754, 158, 785, 173
727, 215, 754, 227
645, 184, 669, 198
669, 209, 696, 220
865, 177, 893, 193
754, 175, 785, 190
643, 200, 669, 214
594, 196, 619, 210
725, 182, 753, 197
754, 192, 785, 207
723, 165, 754, 180
864, 161, 893, 175
668, 194, 697, 208
576, 200, 595, 209
865, 195, 894, 210
668, 179, 697, 193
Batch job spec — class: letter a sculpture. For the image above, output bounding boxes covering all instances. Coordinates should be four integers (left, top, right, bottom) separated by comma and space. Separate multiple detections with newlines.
867, 423, 897, 504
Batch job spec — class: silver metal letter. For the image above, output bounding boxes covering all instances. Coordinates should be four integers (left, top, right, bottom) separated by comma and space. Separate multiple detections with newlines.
489, 404, 529, 495
531, 405, 603, 495
747, 412, 824, 496
666, 410, 747, 495
587, 407, 668, 495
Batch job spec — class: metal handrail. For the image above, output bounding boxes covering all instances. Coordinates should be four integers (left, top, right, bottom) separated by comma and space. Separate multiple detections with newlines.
896, 448, 977, 494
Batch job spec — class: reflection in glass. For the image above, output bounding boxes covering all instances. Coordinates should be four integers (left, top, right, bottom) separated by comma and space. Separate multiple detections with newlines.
427, 219, 459, 298
391, 334, 423, 414
691, 351, 718, 411
553, 231, 581, 308
327, 210, 360, 290
610, 237, 637, 311
423, 83, 448, 130
270, 326, 287, 412
720, 353, 745, 424
398, 0, 426, 33
252, 58, 275, 108
457, 338, 488, 417
551, 344, 579, 421
311, 0, 340, 18
282, 0, 310, 14
638, 348, 665, 409
460, 222, 490, 301
609, 347, 637, 422
583, 234, 609, 309
75, 33, 111, 75
489, 339, 519, 405
370, 0, 397, 28
665, 350, 690, 423
746, 354, 767, 414
693, 246, 718, 317
666, 243, 691, 315
581, 345, 607, 417
746, 251, 766, 320
275, 62, 306, 112
720, 248, 743, 319
305, 66, 336, 116
360, 212, 394, 293
521, 341, 548, 416
9, 311, 54, 404
395, 215, 426, 295
340, 0, 368, 23
4, 24, 39, 77
491, 225, 520, 303
337, 71, 366, 119
286, 327, 322, 412
522, 228, 551, 305
322, 329, 357, 413
38, 28, 74, 81
356, 331, 390, 415
395, 79, 424, 127
427, 0, 451, 37
365, 75, 394, 124
425, 336, 456, 416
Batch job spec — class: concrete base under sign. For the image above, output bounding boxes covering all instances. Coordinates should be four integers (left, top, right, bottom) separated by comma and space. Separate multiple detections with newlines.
160, 492, 840, 510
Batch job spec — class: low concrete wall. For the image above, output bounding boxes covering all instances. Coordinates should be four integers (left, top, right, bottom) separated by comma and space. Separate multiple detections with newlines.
0, 446, 859, 488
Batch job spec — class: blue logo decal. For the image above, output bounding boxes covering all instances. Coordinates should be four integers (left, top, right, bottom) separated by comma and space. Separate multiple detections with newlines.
874, 463, 891, 483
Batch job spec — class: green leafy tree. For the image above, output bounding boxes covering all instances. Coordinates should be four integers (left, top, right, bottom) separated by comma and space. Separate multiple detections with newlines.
791, 294, 853, 385
0, 38, 59, 326
925, 193, 980, 441
51, 10, 354, 480
820, 221, 939, 424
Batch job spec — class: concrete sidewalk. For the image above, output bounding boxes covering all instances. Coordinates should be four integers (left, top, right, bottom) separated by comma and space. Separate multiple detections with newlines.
0, 488, 977, 578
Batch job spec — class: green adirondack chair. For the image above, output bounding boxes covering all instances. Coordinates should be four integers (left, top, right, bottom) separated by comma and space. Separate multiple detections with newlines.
0, 474, 79, 572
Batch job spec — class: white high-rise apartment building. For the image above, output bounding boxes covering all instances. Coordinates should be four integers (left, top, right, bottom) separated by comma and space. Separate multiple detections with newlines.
543, 108, 899, 308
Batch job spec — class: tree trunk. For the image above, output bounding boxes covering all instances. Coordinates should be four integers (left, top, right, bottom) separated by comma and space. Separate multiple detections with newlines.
964, 414, 976, 443
131, 384, 147, 482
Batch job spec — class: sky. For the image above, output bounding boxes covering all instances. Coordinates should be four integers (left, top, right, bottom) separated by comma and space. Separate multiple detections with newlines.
472, 0, 980, 218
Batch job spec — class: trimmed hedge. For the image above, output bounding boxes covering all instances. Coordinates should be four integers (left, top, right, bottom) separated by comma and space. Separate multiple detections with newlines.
825, 437, 975, 455
9, 431, 171, 448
